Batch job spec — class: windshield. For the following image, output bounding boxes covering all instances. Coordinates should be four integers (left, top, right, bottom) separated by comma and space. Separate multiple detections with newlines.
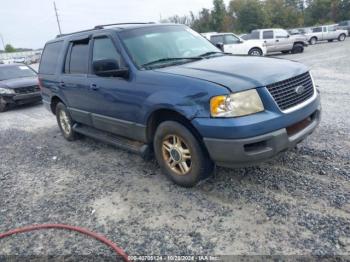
339, 21, 348, 26
119, 25, 221, 69
0, 65, 36, 81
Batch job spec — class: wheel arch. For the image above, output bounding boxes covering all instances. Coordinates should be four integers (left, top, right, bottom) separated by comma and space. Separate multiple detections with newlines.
146, 108, 203, 145
50, 96, 64, 115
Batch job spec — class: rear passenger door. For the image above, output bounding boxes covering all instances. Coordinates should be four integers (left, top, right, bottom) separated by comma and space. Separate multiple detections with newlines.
60, 37, 92, 125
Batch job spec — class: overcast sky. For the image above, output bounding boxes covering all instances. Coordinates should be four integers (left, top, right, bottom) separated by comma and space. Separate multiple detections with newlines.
0, 0, 230, 50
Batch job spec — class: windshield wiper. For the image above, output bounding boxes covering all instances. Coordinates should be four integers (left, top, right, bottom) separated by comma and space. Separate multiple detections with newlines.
141, 57, 203, 69
198, 51, 225, 57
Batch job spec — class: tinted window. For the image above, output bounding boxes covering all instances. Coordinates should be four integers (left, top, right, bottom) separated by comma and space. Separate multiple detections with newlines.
92, 37, 124, 75
250, 31, 260, 39
210, 35, 225, 45
263, 30, 274, 39
0, 65, 36, 81
339, 21, 349, 26
39, 41, 63, 75
313, 27, 322, 33
224, 34, 240, 44
65, 39, 89, 74
93, 37, 121, 64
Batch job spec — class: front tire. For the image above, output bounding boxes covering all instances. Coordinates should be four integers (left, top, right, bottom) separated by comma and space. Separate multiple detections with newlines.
248, 48, 263, 56
55, 102, 78, 141
153, 121, 213, 187
338, 34, 346, 41
291, 43, 304, 54
309, 37, 317, 45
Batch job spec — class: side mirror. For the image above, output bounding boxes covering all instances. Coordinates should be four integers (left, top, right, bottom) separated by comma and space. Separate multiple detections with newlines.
215, 42, 224, 51
93, 59, 129, 78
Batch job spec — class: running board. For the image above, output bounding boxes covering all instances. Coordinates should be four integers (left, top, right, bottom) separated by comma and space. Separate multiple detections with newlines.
73, 124, 151, 159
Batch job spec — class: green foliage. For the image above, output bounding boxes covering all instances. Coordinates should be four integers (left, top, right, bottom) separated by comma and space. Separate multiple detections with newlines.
5, 44, 16, 53
162, 0, 350, 33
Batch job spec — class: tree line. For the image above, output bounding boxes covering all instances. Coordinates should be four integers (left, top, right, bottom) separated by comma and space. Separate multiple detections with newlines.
162, 0, 350, 33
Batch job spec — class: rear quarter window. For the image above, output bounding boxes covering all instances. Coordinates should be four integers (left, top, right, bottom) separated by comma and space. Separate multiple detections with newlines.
39, 41, 63, 75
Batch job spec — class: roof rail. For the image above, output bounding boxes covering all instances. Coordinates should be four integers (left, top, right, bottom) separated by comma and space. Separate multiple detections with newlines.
56, 22, 156, 38
56, 28, 98, 38
94, 22, 155, 29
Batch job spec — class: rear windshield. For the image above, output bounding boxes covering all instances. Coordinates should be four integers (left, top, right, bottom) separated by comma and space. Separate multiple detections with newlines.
0, 65, 36, 81
39, 41, 63, 75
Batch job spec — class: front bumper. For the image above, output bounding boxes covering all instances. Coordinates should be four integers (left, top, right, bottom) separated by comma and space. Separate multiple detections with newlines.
203, 108, 321, 167
1, 92, 42, 105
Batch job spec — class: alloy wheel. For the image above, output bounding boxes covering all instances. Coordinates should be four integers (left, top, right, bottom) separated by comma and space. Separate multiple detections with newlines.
162, 134, 192, 175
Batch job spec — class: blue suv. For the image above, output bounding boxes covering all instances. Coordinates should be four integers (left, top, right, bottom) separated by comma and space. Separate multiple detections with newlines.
39, 23, 321, 187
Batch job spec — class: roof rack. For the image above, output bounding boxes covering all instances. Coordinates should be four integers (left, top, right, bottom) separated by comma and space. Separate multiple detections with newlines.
56, 22, 156, 38
94, 22, 155, 29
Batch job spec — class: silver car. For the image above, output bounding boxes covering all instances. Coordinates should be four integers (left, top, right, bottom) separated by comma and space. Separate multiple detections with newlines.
305, 25, 347, 45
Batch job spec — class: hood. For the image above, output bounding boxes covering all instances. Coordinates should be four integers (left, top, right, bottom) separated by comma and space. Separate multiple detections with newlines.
290, 34, 307, 41
155, 55, 308, 92
0, 76, 38, 89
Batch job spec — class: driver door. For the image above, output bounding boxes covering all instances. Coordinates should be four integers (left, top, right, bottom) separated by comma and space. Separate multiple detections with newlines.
223, 34, 243, 54
86, 34, 139, 138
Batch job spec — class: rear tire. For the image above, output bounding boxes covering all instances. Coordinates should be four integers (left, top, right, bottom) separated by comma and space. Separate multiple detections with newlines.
153, 121, 214, 187
291, 43, 304, 54
309, 37, 317, 45
338, 34, 346, 41
56, 102, 78, 141
0, 98, 8, 112
248, 48, 263, 56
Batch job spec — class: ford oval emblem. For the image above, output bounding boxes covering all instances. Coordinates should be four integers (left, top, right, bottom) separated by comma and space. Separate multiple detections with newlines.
295, 85, 306, 95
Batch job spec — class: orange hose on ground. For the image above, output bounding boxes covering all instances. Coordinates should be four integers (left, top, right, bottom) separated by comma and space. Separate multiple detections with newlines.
0, 224, 130, 262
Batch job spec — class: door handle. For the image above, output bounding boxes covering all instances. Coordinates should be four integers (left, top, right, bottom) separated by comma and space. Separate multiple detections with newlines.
59, 81, 66, 88
90, 84, 99, 90
276, 39, 279, 42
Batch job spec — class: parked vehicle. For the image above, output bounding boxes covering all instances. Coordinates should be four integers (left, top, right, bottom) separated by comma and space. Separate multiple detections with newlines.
39, 23, 321, 187
0, 64, 41, 112
305, 25, 347, 44
202, 32, 267, 56
247, 28, 308, 54
1, 58, 14, 64
337, 20, 350, 35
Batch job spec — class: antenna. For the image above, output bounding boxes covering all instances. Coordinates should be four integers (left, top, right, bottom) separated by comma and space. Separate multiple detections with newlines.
53, 1, 62, 35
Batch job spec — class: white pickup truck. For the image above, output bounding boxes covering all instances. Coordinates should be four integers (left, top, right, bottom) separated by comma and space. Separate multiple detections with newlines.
305, 24, 347, 45
202, 32, 267, 56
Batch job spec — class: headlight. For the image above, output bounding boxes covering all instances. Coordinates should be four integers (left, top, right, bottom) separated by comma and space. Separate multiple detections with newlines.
210, 89, 264, 117
0, 87, 15, 94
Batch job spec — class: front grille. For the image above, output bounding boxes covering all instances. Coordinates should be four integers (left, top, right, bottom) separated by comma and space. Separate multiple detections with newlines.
14, 85, 40, 94
266, 72, 314, 111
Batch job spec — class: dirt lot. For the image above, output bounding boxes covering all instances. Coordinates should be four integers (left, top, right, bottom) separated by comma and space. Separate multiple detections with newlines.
1, 39, 350, 259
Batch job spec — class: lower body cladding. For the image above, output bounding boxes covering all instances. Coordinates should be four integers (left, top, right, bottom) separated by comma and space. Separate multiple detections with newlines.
203, 108, 321, 168
1, 92, 42, 109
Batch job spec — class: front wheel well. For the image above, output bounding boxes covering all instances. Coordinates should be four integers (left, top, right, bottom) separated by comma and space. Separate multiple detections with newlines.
293, 41, 304, 46
50, 96, 64, 115
248, 47, 262, 54
146, 109, 203, 145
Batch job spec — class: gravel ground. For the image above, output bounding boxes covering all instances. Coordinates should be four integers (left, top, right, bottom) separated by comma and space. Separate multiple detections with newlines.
1, 39, 350, 260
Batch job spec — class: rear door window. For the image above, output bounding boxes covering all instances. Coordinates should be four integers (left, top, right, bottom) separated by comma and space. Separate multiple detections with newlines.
312, 27, 322, 33
64, 39, 90, 74
263, 30, 274, 39
39, 41, 63, 75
